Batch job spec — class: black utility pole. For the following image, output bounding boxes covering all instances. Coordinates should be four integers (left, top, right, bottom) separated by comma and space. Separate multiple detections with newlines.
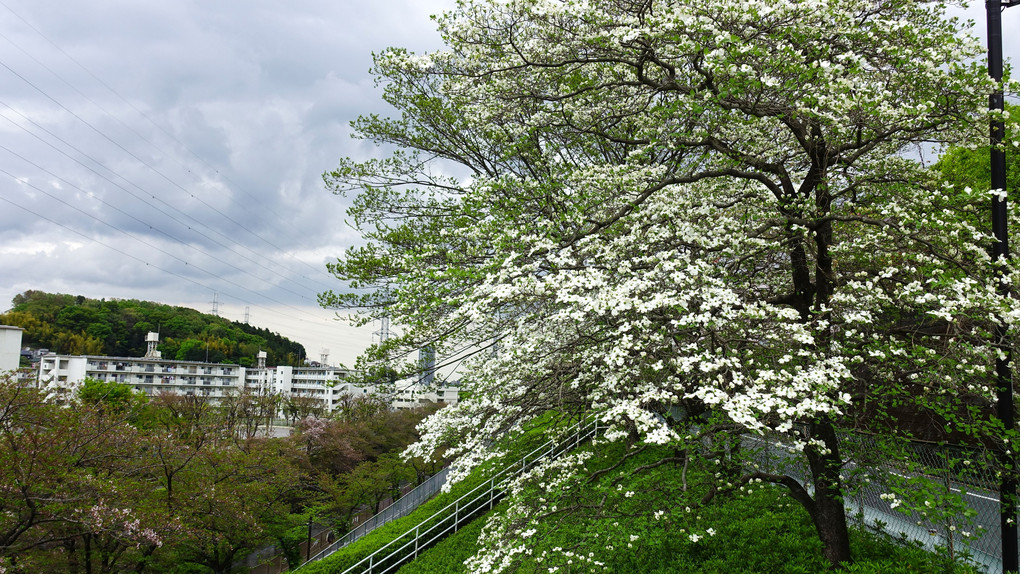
306, 515, 313, 562
988, 1, 1019, 572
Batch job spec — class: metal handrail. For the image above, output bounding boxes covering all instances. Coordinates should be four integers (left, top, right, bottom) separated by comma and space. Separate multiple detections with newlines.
316, 417, 601, 574
301, 466, 451, 565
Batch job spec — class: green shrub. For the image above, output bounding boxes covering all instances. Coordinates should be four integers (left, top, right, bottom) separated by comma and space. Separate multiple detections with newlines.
395, 516, 487, 574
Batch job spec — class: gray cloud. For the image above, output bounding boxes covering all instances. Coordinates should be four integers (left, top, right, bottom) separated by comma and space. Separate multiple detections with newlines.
0, 0, 453, 364
1, 0, 1017, 367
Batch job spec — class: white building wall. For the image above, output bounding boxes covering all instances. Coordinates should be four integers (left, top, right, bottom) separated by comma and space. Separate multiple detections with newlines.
0, 326, 24, 373
245, 366, 275, 393
278, 366, 357, 413
390, 381, 461, 410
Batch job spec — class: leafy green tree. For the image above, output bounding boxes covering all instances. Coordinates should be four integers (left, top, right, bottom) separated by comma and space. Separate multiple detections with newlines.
150, 438, 302, 574
218, 387, 281, 440
935, 103, 1020, 201
0, 375, 159, 574
322, 0, 1017, 569
174, 339, 207, 362
77, 378, 142, 411
2, 291, 307, 365
283, 394, 326, 425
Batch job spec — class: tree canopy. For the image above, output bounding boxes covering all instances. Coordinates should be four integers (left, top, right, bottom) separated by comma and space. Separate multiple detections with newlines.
322, 0, 1020, 569
0, 374, 435, 573
2, 290, 305, 366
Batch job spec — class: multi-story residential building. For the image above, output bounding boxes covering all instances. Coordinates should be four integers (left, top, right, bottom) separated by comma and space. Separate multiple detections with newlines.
38, 353, 248, 399
36, 333, 460, 413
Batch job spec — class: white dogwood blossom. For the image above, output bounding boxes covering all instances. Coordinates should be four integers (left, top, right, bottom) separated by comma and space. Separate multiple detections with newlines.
324, 0, 1019, 568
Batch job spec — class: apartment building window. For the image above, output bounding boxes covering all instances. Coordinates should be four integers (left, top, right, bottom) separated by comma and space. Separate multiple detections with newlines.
59, 360, 68, 369
143, 375, 153, 384
144, 364, 155, 373
115, 363, 127, 371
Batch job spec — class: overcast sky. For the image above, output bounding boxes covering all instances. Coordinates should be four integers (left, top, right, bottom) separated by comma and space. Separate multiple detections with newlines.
1, 1, 1017, 368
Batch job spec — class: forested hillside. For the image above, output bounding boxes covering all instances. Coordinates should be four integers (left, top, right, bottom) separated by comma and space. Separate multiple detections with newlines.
1, 290, 305, 366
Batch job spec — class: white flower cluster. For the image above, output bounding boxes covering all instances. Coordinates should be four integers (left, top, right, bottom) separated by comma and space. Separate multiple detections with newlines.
332, 0, 1011, 568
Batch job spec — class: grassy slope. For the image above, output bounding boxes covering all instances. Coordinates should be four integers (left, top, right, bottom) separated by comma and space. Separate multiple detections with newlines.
396, 484, 980, 574
295, 471, 488, 574
297, 423, 557, 574
302, 427, 982, 574
393, 441, 982, 574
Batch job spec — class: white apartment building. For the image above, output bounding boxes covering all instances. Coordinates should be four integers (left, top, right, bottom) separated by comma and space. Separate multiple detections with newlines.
38, 354, 248, 399
36, 334, 460, 413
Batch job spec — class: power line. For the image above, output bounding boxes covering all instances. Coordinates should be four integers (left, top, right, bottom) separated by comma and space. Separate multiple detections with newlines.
0, 0, 339, 283
0, 136, 322, 304
0, 170, 339, 329
0, 60, 338, 294
0, 1, 368, 354
0, 104, 335, 298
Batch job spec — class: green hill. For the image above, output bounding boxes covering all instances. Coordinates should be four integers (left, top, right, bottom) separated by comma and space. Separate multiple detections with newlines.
306, 440, 983, 574
1, 290, 305, 366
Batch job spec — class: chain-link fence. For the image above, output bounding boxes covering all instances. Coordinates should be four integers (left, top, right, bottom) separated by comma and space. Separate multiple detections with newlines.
744, 432, 1007, 572
300, 466, 452, 567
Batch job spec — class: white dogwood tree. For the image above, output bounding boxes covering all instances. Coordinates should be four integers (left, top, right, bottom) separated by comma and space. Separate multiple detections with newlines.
321, 0, 1018, 568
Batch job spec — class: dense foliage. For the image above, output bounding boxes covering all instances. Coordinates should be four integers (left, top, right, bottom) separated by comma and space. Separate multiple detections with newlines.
1, 290, 305, 366
0, 376, 434, 574
396, 445, 982, 574
321, 0, 1020, 569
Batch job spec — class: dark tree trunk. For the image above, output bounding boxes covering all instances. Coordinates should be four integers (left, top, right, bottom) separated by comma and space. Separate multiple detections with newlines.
805, 421, 852, 568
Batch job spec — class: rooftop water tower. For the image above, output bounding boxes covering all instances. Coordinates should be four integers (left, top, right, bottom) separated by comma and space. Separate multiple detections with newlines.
144, 332, 162, 359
